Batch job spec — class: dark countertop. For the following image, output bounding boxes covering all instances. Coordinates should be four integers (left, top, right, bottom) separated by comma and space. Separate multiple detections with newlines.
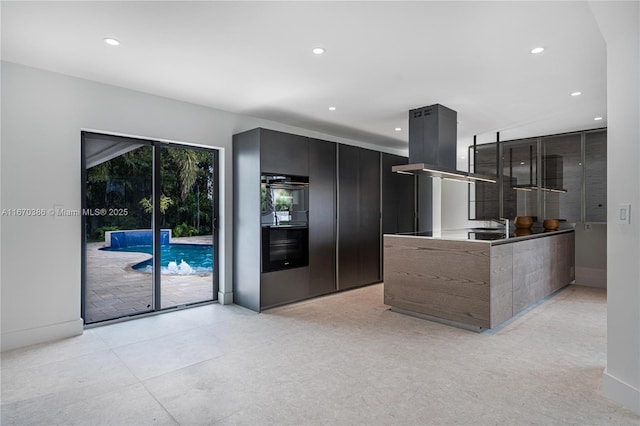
385, 226, 574, 245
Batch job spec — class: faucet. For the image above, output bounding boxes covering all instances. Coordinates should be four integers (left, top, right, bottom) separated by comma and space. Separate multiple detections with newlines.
491, 218, 510, 234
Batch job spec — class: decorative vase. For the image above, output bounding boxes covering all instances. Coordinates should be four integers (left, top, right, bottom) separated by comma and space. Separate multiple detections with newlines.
514, 216, 534, 229
543, 219, 560, 230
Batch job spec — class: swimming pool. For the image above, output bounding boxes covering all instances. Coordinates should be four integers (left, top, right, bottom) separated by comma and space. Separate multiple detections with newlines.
101, 244, 213, 275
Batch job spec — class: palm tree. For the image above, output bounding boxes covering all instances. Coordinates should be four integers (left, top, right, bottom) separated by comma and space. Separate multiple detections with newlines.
165, 147, 200, 200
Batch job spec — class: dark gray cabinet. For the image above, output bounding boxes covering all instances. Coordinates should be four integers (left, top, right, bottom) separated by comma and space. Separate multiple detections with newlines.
260, 128, 309, 176
234, 128, 413, 311
338, 145, 381, 290
382, 153, 415, 234
234, 128, 335, 312
308, 138, 337, 296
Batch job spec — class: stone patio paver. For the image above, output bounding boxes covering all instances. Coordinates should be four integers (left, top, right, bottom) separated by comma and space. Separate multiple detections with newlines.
85, 235, 214, 323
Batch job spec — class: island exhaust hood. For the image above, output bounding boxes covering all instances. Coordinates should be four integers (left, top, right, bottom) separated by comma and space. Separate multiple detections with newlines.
392, 104, 496, 183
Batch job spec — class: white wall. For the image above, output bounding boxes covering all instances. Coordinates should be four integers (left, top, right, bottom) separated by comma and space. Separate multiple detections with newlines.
440, 180, 475, 230
0, 61, 402, 351
590, 1, 640, 415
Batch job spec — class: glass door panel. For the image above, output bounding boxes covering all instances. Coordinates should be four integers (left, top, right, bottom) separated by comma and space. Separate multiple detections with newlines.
541, 134, 582, 222
469, 142, 499, 220
159, 145, 216, 308
503, 138, 538, 219
83, 135, 153, 323
585, 131, 607, 222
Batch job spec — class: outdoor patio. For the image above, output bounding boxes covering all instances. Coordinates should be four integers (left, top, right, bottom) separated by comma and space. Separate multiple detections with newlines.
85, 235, 214, 323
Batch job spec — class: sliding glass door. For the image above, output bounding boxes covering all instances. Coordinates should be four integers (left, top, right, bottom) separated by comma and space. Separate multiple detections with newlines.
159, 145, 216, 309
82, 133, 218, 324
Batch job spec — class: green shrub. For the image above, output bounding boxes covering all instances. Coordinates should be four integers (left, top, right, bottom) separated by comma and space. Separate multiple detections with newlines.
173, 222, 198, 238
96, 225, 120, 241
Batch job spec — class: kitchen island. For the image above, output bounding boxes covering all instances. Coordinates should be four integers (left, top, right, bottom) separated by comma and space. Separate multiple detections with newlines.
383, 227, 575, 331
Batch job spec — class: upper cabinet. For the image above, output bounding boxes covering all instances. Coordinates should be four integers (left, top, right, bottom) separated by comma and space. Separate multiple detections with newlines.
469, 129, 607, 223
260, 128, 309, 176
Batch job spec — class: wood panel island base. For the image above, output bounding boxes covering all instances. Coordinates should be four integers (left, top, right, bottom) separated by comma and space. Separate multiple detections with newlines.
383, 229, 575, 331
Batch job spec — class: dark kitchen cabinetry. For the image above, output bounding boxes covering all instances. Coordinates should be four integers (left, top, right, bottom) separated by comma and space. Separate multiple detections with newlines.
308, 138, 337, 297
260, 128, 309, 176
234, 127, 412, 312
382, 153, 415, 234
338, 145, 382, 290
234, 128, 314, 312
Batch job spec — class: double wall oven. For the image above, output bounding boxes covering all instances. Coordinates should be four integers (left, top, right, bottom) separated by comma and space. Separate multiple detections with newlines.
261, 174, 309, 273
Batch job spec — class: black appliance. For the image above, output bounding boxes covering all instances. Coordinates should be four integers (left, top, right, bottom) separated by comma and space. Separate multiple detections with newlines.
391, 104, 496, 183
261, 226, 309, 272
260, 173, 309, 272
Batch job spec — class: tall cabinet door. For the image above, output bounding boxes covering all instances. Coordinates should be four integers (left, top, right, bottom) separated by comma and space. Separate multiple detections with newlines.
382, 153, 415, 234
358, 148, 382, 285
309, 138, 337, 296
338, 145, 381, 290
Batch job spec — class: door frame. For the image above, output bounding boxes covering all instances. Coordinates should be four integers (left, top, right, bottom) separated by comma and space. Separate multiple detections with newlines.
81, 131, 220, 324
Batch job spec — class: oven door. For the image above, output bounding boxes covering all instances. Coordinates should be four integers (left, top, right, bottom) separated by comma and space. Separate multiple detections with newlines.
262, 226, 309, 273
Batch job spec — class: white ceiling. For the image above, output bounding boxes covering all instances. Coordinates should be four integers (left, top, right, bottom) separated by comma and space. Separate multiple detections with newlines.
1, 1, 607, 157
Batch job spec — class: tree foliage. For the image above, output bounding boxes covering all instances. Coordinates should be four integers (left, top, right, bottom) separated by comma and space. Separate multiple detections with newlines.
85, 144, 215, 240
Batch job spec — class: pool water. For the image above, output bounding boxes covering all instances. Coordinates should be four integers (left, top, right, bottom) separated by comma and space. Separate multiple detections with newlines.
101, 244, 213, 275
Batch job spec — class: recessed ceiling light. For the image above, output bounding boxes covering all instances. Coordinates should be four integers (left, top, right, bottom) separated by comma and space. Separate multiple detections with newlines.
312, 47, 325, 55
531, 47, 544, 54
520, 161, 525, 165
395, 127, 402, 131
328, 106, 336, 111
594, 116, 603, 121
103, 37, 120, 46
571, 91, 582, 97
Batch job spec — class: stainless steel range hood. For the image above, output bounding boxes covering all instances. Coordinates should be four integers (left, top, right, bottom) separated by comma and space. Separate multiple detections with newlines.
392, 104, 496, 183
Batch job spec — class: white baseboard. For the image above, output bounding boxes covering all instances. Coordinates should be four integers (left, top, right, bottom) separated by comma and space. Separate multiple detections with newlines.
575, 266, 607, 288
603, 369, 640, 415
218, 291, 233, 305
1, 318, 84, 352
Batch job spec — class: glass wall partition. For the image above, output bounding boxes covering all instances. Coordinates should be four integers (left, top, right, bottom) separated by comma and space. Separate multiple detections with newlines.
541, 133, 582, 222
82, 132, 219, 324
469, 128, 606, 223
503, 138, 538, 218
585, 130, 607, 222
468, 142, 499, 220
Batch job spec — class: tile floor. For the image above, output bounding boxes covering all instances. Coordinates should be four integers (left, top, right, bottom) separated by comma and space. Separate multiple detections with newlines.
1, 284, 639, 425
